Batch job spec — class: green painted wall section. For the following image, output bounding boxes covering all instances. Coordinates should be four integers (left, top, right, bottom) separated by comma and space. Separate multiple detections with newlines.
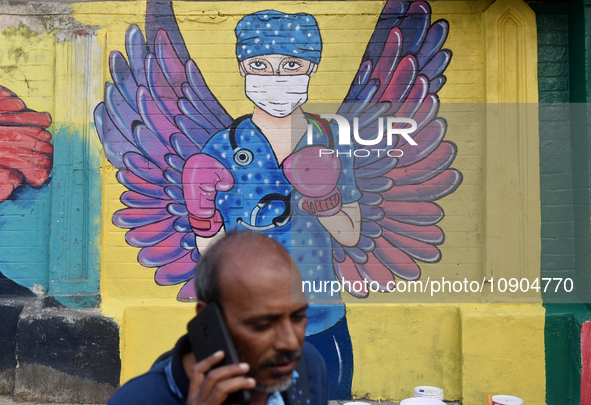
568, 0, 591, 303
48, 125, 102, 308
531, 1, 591, 404
544, 304, 588, 404
533, 2, 576, 301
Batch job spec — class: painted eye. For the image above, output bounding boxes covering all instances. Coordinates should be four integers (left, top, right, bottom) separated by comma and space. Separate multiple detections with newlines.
249, 61, 267, 70
283, 61, 302, 71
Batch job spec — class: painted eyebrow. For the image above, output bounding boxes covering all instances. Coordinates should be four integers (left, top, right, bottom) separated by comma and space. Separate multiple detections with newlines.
248, 59, 269, 67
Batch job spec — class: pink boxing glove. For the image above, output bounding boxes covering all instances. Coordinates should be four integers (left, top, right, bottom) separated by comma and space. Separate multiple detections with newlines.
182, 154, 234, 237
283, 146, 342, 216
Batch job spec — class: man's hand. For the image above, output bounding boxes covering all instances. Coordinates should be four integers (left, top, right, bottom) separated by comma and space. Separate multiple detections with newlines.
187, 351, 256, 405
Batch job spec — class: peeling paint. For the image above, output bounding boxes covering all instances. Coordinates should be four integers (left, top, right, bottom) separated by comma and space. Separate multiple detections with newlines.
0, 2, 98, 42
176, 11, 228, 24
32, 284, 44, 295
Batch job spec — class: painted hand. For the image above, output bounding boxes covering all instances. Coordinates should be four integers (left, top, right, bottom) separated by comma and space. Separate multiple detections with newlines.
182, 153, 234, 237
0, 85, 53, 202
283, 146, 342, 216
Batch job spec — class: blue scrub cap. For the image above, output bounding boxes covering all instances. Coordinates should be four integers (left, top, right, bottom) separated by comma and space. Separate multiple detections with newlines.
235, 10, 322, 64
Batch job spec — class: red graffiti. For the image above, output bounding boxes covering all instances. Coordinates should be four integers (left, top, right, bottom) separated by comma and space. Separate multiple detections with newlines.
0, 85, 53, 202
583, 321, 591, 405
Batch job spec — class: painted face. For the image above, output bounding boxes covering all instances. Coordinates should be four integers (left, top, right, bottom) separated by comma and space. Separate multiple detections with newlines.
241, 55, 317, 118
218, 244, 308, 391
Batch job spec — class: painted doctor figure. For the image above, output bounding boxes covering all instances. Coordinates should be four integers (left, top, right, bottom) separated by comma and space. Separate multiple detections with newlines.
182, 11, 361, 398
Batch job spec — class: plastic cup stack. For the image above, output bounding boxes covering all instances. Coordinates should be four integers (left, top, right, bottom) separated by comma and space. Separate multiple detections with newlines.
414, 386, 444, 401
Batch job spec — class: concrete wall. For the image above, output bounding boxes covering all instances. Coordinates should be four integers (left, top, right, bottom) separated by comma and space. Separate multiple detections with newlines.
3, 0, 588, 404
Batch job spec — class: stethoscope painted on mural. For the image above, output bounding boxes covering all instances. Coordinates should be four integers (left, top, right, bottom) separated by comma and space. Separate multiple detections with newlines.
229, 113, 335, 231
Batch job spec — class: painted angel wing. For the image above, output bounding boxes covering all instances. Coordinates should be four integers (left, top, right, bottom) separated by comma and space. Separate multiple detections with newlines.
0, 85, 53, 202
332, 1, 462, 297
94, 1, 232, 300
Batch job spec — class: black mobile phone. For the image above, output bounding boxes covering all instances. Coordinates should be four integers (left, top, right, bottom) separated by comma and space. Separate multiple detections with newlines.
187, 302, 251, 405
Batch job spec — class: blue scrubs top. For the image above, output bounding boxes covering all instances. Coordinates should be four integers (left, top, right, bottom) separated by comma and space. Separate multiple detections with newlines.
201, 116, 360, 335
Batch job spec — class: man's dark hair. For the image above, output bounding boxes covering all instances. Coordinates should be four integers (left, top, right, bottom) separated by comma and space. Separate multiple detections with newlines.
194, 231, 290, 303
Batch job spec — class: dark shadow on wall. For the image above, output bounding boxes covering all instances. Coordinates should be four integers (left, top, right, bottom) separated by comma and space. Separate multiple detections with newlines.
0, 291, 121, 402
0, 270, 36, 297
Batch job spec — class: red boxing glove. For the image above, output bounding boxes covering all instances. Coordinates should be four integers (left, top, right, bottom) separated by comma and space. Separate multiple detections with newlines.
182, 154, 234, 237
0, 85, 53, 202
283, 146, 342, 216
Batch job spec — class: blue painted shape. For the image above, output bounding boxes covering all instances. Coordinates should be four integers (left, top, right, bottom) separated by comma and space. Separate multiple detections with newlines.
48, 125, 102, 308
0, 183, 52, 294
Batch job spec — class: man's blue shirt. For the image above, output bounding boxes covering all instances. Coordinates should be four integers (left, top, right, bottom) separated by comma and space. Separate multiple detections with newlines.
108, 335, 328, 405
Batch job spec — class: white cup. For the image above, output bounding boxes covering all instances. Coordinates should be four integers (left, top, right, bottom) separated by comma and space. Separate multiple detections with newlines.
401, 398, 446, 405
414, 386, 444, 400
492, 395, 523, 405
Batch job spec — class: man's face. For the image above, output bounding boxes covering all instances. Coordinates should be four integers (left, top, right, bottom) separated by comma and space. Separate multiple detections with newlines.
218, 243, 308, 391
240, 54, 315, 76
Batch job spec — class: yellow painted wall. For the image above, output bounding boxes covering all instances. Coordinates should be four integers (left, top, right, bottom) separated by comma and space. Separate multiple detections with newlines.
347, 303, 545, 403
0, 24, 55, 119
67, 1, 546, 403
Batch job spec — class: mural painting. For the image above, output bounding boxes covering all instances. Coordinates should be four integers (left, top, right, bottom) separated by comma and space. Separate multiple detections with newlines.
0, 84, 53, 295
0, 85, 52, 203
95, 0, 461, 398
0, 0, 583, 403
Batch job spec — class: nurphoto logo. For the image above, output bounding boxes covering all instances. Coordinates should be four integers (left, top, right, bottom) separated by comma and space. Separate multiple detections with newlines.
307, 114, 418, 157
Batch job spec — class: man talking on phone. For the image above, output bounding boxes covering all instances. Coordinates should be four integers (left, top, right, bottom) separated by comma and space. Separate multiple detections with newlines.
108, 231, 328, 405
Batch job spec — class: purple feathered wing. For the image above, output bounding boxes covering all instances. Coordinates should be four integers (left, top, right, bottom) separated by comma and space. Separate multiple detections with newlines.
94, 1, 232, 301
331, 1, 462, 297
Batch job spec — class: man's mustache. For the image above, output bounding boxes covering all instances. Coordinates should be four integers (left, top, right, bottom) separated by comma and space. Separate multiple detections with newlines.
259, 350, 302, 368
